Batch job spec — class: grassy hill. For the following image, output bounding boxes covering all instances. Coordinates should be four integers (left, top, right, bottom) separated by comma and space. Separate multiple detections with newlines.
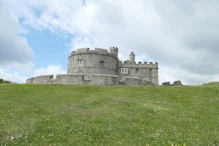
202, 82, 219, 87
0, 84, 219, 145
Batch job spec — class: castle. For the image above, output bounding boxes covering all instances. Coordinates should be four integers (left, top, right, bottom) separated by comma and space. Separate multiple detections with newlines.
26, 47, 159, 85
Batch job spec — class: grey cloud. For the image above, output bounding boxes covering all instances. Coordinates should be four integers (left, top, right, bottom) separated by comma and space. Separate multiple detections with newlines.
0, 1, 33, 68
139, 0, 219, 75
90, 0, 219, 77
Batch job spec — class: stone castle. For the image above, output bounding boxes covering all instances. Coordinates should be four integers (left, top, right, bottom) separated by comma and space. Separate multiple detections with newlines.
26, 47, 159, 85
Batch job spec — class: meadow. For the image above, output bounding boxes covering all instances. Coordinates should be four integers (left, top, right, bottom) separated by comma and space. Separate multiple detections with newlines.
0, 84, 219, 145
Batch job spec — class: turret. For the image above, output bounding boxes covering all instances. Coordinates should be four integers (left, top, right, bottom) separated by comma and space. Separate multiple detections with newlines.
110, 47, 118, 58
129, 52, 135, 63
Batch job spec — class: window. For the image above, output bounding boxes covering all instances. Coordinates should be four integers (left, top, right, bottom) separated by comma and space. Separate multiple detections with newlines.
149, 69, 152, 77
136, 68, 139, 73
78, 59, 82, 66
99, 60, 104, 68
121, 68, 128, 74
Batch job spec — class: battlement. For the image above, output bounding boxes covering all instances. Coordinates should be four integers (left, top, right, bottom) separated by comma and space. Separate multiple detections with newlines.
76, 48, 90, 52
70, 47, 118, 59
110, 46, 118, 51
94, 48, 109, 53
71, 48, 112, 54
121, 60, 158, 65
120, 61, 158, 68
74, 48, 109, 53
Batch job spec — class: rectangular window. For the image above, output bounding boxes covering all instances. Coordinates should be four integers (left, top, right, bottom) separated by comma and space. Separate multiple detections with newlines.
136, 68, 139, 73
149, 69, 152, 77
78, 59, 82, 66
121, 68, 128, 74
99, 60, 104, 68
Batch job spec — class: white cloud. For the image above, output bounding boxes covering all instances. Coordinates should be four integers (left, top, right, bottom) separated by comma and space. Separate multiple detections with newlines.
0, 1, 34, 83
0, 65, 66, 83
70, 35, 95, 51
5, 0, 219, 85
0, 1, 34, 70
33, 65, 66, 78
159, 65, 219, 85
0, 68, 27, 83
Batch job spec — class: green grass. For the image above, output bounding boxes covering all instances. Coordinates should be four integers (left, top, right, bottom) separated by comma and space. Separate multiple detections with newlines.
202, 82, 219, 87
0, 84, 219, 145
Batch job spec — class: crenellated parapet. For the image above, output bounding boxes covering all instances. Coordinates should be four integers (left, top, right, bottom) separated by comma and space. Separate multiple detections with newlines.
69, 47, 118, 59
110, 47, 118, 58
120, 61, 158, 69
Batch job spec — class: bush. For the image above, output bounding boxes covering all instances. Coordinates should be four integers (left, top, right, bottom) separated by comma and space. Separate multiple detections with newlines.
0, 79, 12, 84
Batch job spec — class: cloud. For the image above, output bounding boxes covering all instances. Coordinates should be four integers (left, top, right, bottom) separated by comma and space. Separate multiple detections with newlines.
5, 0, 219, 85
33, 65, 66, 78
0, 1, 34, 83
159, 65, 219, 85
0, 65, 66, 83
0, 1, 34, 70
0, 68, 28, 83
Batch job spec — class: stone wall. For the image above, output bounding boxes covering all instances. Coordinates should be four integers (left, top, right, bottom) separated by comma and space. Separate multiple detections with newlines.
162, 80, 183, 86
54, 74, 118, 85
143, 80, 155, 86
123, 77, 144, 86
26, 74, 152, 86
26, 75, 53, 84
119, 62, 159, 85
68, 48, 118, 75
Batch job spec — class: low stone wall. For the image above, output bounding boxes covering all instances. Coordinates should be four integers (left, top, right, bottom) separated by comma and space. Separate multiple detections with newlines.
26, 75, 53, 84
55, 74, 83, 84
54, 74, 118, 85
26, 74, 155, 86
88, 74, 118, 85
162, 80, 183, 86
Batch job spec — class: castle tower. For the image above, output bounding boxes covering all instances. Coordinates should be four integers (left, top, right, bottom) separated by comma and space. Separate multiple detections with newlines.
110, 47, 118, 58
129, 52, 135, 63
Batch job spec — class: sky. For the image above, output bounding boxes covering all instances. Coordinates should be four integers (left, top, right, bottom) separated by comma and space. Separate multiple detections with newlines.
1, 0, 219, 85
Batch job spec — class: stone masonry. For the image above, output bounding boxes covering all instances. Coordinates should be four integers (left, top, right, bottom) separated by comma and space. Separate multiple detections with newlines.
26, 47, 159, 86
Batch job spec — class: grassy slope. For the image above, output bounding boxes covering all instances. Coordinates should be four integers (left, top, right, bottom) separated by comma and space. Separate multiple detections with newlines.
0, 84, 219, 145
202, 82, 219, 87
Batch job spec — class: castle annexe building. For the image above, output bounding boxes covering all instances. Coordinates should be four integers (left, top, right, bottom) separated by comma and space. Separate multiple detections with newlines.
26, 47, 159, 86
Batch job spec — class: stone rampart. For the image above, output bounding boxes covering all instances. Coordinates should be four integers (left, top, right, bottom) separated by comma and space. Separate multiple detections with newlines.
26, 74, 155, 86
76, 48, 90, 53
68, 48, 119, 75
26, 75, 53, 84
120, 62, 158, 69
55, 74, 118, 85
69, 48, 117, 59
94, 48, 109, 53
